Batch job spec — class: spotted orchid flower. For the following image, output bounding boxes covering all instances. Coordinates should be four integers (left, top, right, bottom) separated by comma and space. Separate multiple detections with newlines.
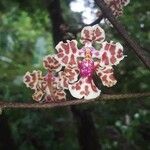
103, 0, 130, 26
23, 25, 125, 102
54, 25, 124, 99
23, 56, 66, 102
104, 0, 130, 17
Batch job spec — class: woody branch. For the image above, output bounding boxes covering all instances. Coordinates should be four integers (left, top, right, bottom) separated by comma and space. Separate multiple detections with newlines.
0, 92, 150, 109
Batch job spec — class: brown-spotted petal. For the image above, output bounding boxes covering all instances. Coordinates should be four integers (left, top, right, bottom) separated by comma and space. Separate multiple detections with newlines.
23, 70, 42, 90
43, 55, 62, 72
100, 41, 124, 67
68, 77, 101, 99
55, 40, 78, 66
80, 25, 105, 44
96, 66, 117, 87
92, 25, 105, 43
59, 66, 79, 89
32, 90, 44, 102
80, 26, 93, 44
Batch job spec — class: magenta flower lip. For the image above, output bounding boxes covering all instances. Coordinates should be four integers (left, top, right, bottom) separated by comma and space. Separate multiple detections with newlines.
79, 59, 95, 78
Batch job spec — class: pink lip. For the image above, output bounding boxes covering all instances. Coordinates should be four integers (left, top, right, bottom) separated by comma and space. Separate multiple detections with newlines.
79, 59, 95, 78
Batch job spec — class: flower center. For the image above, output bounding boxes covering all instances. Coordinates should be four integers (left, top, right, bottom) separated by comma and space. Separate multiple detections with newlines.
79, 47, 95, 78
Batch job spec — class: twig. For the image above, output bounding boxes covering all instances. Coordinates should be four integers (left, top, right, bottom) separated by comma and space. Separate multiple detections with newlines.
95, 0, 150, 69
0, 93, 149, 110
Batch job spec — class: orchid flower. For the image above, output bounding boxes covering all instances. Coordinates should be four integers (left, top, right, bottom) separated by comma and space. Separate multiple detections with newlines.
23, 25, 125, 102
103, 0, 130, 26
23, 56, 66, 102
104, 0, 130, 17
53, 25, 124, 99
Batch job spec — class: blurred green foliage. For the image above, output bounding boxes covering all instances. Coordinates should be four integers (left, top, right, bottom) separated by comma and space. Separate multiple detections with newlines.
0, 0, 150, 150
